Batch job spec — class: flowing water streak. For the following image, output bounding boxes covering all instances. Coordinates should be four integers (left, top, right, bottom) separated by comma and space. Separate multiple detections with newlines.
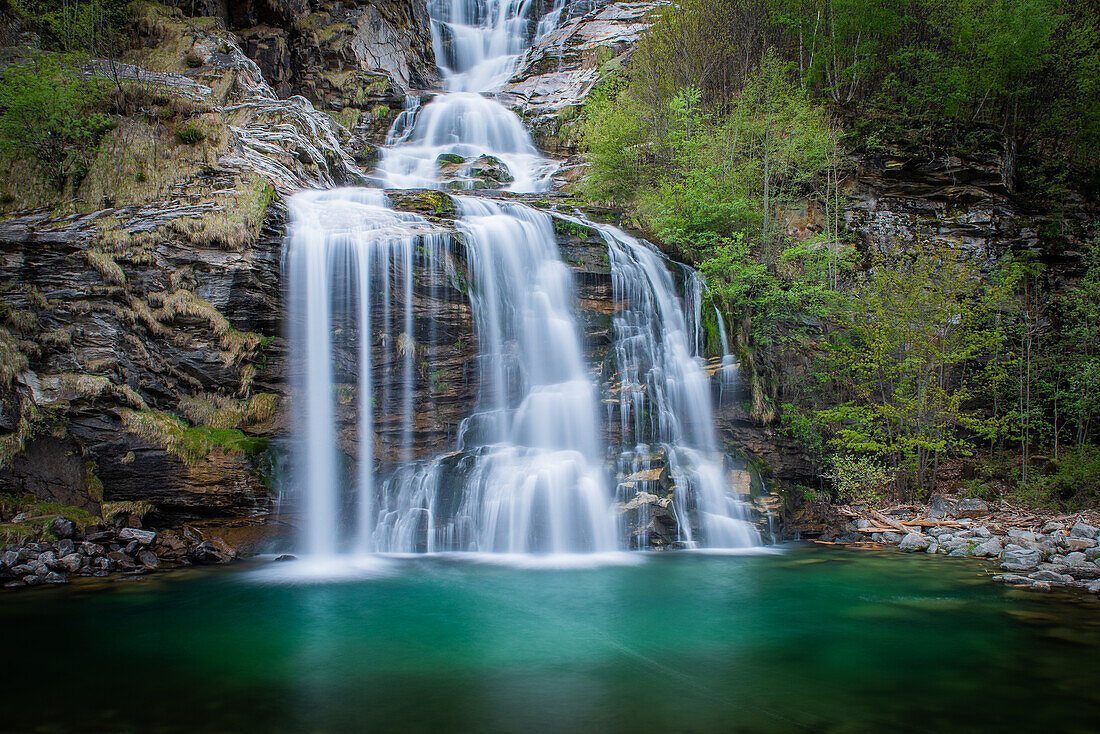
595, 224, 761, 549
369, 199, 616, 553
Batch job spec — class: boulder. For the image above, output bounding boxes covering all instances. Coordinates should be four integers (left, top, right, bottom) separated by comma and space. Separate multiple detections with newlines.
1001, 548, 1041, 571
973, 539, 1002, 558
119, 528, 157, 545
953, 498, 990, 519
1088, 580, 1100, 595
1065, 551, 1087, 565
59, 554, 83, 573
1085, 547, 1100, 562
1029, 570, 1072, 583
1041, 521, 1066, 534
926, 494, 955, 519
1066, 537, 1097, 552
49, 517, 75, 539
993, 573, 1034, 585
43, 571, 66, 584
188, 539, 237, 565
898, 533, 930, 552
1070, 522, 1099, 540
138, 551, 160, 569
1066, 564, 1100, 581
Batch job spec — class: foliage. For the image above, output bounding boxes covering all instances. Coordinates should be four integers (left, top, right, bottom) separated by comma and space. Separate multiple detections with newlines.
1018, 446, 1100, 509
825, 455, 896, 506
174, 123, 205, 145
814, 242, 1004, 493
3, 0, 132, 55
0, 55, 112, 188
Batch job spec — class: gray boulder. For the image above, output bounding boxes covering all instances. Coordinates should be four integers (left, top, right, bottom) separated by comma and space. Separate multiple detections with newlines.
1001, 548, 1041, 571
899, 533, 930, 552
1042, 521, 1066, 533
49, 517, 75, 539
954, 498, 990, 519
1088, 580, 1100, 595
973, 539, 1002, 558
1070, 522, 1099, 540
1029, 570, 1072, 583
118, 528, 157, 545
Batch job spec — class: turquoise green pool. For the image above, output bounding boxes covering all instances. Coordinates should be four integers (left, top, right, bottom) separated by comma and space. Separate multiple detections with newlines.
3, 545, 1099, 733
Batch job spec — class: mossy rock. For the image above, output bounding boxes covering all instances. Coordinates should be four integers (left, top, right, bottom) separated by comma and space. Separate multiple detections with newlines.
389, 190, 457, 219
435, 153, 465, 166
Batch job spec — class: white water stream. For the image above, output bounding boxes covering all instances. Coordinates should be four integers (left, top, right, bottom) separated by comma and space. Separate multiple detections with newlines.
285, 0, 759, 557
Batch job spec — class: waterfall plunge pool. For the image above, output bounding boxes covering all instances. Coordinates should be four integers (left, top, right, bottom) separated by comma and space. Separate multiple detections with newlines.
3, 545, 1099, 733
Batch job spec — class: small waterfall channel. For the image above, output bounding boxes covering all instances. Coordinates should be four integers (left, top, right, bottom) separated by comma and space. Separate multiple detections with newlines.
284, 0, 760, 557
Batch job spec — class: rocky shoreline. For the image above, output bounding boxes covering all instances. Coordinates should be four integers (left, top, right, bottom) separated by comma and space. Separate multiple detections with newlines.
0, 517, 239, 589
807, 496, 1100, 596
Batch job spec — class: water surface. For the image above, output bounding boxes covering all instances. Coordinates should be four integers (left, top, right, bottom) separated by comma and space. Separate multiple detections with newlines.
3, 545, 1098, 733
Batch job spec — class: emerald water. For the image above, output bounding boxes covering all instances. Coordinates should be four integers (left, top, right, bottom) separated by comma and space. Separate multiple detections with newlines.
4, 546, 1099, 733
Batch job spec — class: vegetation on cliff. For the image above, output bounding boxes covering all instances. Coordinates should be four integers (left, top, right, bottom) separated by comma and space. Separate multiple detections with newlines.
580, 0, 1100, 507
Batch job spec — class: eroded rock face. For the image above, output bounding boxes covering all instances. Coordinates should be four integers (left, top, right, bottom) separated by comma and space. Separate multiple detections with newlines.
502, 1, 666, 154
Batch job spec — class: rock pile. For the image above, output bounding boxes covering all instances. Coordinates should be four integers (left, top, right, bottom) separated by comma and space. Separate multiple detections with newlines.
0, 518, 239, 589
827, 499, 1100, 595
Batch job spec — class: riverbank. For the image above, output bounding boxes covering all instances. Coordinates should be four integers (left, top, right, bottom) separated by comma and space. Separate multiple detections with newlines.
798, 495, 1100, 595
0, 519, 239, 588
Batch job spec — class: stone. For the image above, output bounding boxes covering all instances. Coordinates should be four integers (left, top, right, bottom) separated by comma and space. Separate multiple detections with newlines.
107, 551, 137, 571
11, 563, 34, 576
898, 533, 930, 552
138, 551, 160, 569
1029, 570, 1072, 583
274, 554, 297, 562
91, 556, 111, 571
43, 571, 66, 584
124, 541, 142, 556
972, 526, 992, 539
1041, 521, 1065, 534
118, 528, 157, 545
881, 531, 905, 544
925, 543, 939, 554
48, 517, 75, 539
1066, 537, 1097, 551
953, 498, 990, 518
188, 540, 236, 565
1088, 580, 1100, 595
1001, 548, 1041, 571
59, 554, 83, 573
993, 573, 1033, 585
1066, 564, 1100, 580
57, 539, 75, 557
1008, 529, 1038, 543
1085, 547, 1100, 562
973, 539, 1002, 558
1, 550, 18, 568
926, 494, 955, 519
948, 546, 970, 557
1032, 581, 1052, 591
1065, 552, 1087, 565
1070, 522, 1099, 540
22, 574, 43, 586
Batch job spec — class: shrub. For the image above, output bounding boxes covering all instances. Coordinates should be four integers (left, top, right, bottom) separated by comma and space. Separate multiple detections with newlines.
174, 123, 205, 145
0, 55, 112, 188
1021, 446, 1100, 509
826, 455, 896, 507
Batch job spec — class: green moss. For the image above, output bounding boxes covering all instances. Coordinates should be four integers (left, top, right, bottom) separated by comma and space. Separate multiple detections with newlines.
120, 408, 268, 465
0, 494, 99, 541
84, 461, 105, 504
552, 218, 597, 239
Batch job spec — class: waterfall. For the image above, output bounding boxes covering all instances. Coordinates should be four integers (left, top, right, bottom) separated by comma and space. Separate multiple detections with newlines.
284, 0, 760, 557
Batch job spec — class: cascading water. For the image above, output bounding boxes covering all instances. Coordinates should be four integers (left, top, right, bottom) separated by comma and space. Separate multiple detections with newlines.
285, 0, 760, 558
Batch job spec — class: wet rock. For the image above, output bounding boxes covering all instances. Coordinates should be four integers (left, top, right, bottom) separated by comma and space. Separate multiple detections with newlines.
22, 574, 43, 586
274, 554, 297, 562
80, 542, 104, 558
188, 539, 237, 565
138, 551, 160, 569
1029, 570, 1072, 583
11, 563, 34, 577
1, 550, 18, 568
898, 533, 930, 552
43, 571, 66, 584
881, 531, 905, 544
91, 557, 111, 571
1088, 580, 1100, 594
